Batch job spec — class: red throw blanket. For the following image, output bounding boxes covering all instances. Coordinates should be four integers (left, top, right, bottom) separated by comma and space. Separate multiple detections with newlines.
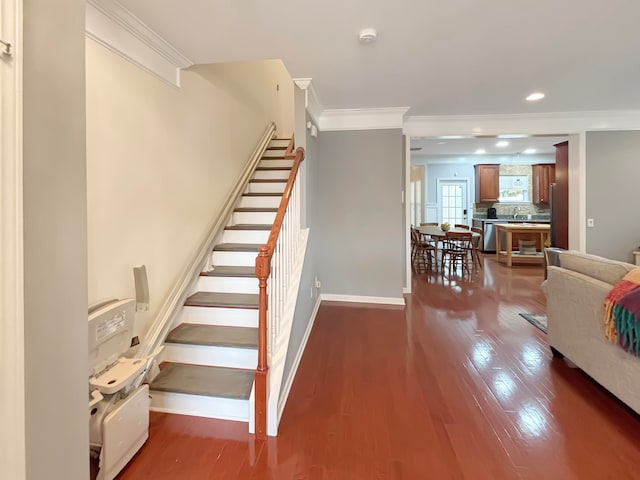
604, 268, 640, 349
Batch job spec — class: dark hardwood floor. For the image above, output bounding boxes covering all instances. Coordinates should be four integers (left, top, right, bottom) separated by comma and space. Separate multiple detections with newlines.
116, 255, 640, 479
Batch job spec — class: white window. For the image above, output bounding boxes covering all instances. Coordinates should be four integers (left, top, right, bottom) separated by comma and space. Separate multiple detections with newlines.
498, 175, 529, 203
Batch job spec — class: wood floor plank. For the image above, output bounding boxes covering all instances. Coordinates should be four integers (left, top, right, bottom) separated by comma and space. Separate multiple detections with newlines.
115, 255, 640, 480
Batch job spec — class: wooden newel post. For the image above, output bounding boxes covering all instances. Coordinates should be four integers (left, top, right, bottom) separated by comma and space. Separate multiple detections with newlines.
255, 246, 270, 439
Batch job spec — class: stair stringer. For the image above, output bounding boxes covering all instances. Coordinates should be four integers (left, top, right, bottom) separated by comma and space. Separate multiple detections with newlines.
248, 228, 309, 436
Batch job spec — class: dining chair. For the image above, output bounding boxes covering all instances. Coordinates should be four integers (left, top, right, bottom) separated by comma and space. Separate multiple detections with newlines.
454, 224, 470, 230
470, 226, 484, 270
441, 231, 473, 276
411, 228, 435, 272
420, 222, 438, 226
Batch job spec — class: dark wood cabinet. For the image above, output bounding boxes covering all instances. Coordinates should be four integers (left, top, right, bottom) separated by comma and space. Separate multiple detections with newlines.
532, 164, 556, 204
553, 141, 569, 249
475, 164, 500, 203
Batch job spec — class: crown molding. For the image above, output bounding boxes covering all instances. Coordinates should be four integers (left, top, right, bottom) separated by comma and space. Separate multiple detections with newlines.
86, 0, 193, 88
293, 78, 323, 126
319, 107, 409, 131
404, 110, 640, 137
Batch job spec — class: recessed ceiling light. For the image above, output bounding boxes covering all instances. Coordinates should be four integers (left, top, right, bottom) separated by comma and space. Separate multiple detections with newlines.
475, 149, 486, 154
436, 142, 446, 145
496, 140, 509, 147
523, 148, 537, 154
437, 135, 470, 139
498, 134, 529, 139
526, 92, 545, 102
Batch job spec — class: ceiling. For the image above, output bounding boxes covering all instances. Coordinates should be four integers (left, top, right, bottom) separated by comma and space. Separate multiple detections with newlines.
117, 0, 640, 116
411, 135, 568, 156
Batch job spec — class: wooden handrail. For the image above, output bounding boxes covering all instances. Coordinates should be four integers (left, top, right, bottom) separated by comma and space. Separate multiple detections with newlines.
254, 145, 305, 439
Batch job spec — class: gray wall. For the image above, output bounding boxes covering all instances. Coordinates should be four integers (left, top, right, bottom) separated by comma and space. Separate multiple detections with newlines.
424, 163, 476, 204
586, 131, 640, 263
281, 120, 319, 392
23, 1, 88, 479
314, 129, 404, 298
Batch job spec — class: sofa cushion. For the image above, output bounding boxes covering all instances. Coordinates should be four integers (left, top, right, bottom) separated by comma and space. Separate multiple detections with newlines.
560, 251, 636, 286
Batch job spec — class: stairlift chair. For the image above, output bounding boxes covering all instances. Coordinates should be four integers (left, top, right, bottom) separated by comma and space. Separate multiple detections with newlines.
88, 298, 161, 480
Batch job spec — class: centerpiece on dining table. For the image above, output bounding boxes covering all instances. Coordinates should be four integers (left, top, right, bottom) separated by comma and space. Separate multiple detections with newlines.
440, 222, 451, 231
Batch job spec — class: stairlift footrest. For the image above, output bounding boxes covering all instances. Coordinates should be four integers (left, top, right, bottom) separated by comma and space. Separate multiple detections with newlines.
97, 385, 150, 480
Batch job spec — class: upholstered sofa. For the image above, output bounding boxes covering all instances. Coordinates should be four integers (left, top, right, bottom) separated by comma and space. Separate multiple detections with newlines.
543, 250, 640, 414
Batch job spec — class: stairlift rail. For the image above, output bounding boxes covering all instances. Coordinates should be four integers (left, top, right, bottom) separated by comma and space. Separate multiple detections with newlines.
135, 123, 277, 368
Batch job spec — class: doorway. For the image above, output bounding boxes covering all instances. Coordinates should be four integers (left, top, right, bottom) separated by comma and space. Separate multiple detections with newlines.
437, 178, 469, 225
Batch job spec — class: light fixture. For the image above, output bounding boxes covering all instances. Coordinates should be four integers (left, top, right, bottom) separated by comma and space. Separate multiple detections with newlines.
498, 134, 529, 139
436, 142, 446, 145
359, 28, 377, 44
523, 148, 536, 154
496, 140, 509, 147
475, 149, 486, 154
526, 92, 545, 102
437, 135, 470, 140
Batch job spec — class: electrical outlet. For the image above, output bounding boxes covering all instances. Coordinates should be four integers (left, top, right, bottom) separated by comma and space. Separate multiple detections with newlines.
315, 277, 321, 289
587, 218, 595, 228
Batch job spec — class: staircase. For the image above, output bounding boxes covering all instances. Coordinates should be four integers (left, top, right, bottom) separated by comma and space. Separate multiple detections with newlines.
148, 137, 293, 424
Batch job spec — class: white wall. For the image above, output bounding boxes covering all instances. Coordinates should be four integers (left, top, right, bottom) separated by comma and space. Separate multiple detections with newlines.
86, 39, 294, 339
23, 1, 88, 478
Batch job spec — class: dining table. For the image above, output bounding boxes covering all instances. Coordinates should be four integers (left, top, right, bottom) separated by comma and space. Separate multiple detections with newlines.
417, 226, 481, 271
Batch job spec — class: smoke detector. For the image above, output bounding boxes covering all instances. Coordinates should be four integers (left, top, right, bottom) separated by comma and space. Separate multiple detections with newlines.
359, 28, 377, 44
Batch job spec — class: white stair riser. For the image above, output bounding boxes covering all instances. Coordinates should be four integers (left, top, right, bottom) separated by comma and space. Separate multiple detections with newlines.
212, 250, 258, 267
221, 229, 270, 244
197, 276, 259, 294
253, 170, 290, 180
259, 159, 293, 168
245, 182, 286, 194
238, 196, 282, 209
178, 306, 258, 328
233, 211, 276, 224
269, 139, 290, 148
150, 391, 249, 422
163, 343, 257, 369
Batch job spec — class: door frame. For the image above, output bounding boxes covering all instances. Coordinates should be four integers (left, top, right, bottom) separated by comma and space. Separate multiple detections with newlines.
1, 0, 25, 478
436, 177, 470, 224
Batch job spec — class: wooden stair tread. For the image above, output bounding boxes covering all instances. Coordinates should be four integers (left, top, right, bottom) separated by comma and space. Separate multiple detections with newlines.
224, 224, 272, 231
255, 167, 292, 171
201, 266, 256, 278
266, 146, 287, 150
150, 363, 254, 399
249, 179, 287, 183
166, 324, 258, 349
185, 292, 259, 309
234, 207, 278, 213
213, 243, 261, 252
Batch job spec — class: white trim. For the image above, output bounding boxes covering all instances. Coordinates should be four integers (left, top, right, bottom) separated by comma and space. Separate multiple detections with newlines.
403, 135, 412, 294
0, 0, 25, 477
402, 287, 411, 294
85, 0, 193, 88
293, 78, 323, 127
277, 294, 321, 424
568, 133, 586, 252
319, 107, 409, 132
320, 294, 405, 306
403, 110, 640, 137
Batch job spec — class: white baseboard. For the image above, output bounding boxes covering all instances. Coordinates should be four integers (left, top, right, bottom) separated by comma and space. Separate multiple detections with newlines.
320, 293, 406, 306
277, 294, 321, 423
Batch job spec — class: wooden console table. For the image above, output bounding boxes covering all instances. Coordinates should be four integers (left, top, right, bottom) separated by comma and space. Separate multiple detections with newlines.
495, 223, 551, 267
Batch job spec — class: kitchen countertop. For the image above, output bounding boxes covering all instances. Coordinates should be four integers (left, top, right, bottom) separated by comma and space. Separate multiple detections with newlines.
473, 217, 550, 223
494, 223, 551, 229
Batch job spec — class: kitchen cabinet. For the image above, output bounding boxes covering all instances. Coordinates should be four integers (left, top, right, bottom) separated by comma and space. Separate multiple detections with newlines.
532, 164, 555, 204
475, 164, 500, 202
